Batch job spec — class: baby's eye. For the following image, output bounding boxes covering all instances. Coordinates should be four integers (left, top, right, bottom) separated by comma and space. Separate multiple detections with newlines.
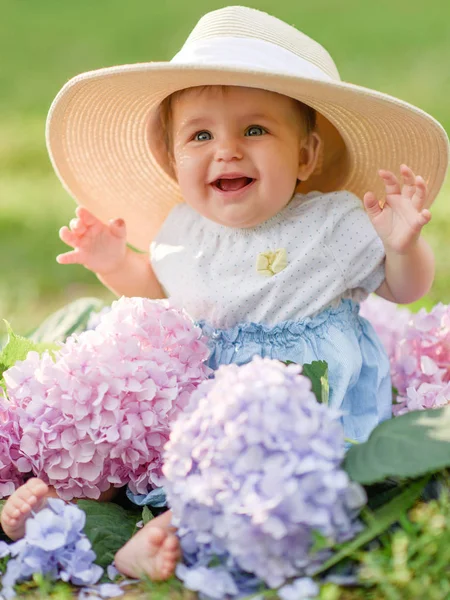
194, 131, 212, 142
245, 126, 267, 137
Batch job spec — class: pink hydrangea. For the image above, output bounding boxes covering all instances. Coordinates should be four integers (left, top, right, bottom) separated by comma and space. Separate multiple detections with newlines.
392, 303, 450, 394
394, 381, 450, 416
0, 397, 29, 497
2, 297, 211, 500
360, 297, 450, 415
359, 295, 411, 367
391, 303, 450, 415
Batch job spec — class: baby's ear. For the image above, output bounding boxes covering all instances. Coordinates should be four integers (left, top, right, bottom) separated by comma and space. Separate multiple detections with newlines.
297, 133, 322, 182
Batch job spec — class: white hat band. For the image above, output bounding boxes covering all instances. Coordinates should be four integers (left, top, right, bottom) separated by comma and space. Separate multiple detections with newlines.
171, 36, 334, 83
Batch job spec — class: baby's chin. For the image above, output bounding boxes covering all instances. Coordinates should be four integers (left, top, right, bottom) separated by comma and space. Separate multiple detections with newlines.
207, 211, 270, 229
200, 202, 281, 229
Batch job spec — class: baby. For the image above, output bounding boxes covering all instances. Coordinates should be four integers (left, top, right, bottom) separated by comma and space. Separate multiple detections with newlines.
2, 4, 448, 584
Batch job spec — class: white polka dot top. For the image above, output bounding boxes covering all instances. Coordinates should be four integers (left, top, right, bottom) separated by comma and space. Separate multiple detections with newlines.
150, 191, 385, 329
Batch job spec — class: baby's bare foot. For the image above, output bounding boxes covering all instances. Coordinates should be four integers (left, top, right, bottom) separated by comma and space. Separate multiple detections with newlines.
1, 478, 50, 540
114, 511, 181, 581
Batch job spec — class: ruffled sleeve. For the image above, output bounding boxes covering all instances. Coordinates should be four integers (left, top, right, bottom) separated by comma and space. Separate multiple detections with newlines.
326, 192, 385, 293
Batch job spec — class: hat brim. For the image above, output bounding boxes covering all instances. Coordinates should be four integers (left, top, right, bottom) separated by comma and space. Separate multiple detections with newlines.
46, 63, 449, 251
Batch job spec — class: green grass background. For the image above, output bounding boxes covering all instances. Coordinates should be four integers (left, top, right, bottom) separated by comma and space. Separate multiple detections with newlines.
1, 0, 449, 334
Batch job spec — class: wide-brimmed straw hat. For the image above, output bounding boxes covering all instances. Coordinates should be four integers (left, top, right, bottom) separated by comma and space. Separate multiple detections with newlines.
46, 5, 449, 251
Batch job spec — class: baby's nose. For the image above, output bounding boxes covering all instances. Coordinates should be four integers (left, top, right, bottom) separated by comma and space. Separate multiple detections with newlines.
214, 137, 243, 161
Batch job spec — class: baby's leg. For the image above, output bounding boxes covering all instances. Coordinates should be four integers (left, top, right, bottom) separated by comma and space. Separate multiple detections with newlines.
114, 509, 181, 581
1, 478, 55, 540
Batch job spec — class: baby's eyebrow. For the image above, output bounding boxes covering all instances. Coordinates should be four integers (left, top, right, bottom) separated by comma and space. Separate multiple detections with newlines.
178, 116, 210, 131
244, 113, 275, 123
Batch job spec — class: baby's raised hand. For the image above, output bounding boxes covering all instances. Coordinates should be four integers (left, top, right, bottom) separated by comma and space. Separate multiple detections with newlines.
363, 165, 431, 254
57, 207, 128, 275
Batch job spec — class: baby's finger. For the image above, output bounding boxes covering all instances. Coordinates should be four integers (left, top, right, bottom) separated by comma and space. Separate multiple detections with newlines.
59, 226, 80, 247
400, 164, 417, 200
417, 208, 432, 228
363, 191, 383, 216
109, 218, 127, 238
56, 249, 84, 265
76, 206, 100, 226
69, 218, 87, 235
411, 176, 428, 211
378, 169, 401, 196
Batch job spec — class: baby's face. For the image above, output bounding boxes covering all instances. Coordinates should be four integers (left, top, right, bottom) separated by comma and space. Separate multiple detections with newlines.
171, 86, 310, 228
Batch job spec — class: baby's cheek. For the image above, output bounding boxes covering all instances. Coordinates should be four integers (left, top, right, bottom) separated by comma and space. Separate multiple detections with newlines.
174, 151, 204, 182
176, 164, 208, 210
269, 154, 299, 188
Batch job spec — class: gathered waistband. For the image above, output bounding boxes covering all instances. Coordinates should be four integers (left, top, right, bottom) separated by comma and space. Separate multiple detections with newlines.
198, 299, 363, 345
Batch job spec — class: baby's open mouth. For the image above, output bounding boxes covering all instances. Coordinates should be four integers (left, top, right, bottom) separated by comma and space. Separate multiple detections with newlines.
212, 177, 255, 192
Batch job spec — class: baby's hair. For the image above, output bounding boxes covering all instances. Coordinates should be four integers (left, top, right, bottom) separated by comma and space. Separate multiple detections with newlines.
157, 85, 316, 166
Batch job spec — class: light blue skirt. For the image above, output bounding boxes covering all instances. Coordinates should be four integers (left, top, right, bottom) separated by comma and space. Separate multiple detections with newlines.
199, 299, 392, 444
127, 299, 392, 507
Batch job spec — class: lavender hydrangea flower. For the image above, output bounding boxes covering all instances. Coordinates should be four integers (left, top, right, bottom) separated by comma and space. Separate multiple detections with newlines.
278, 577, 319, 600
0, 498, 102, 599
175, 564, 239, 599
164, 358, 366, 592
2, 297, 211, 499
78, 583, 124, 599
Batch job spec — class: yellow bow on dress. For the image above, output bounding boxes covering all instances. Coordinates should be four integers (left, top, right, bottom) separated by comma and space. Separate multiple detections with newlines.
256, 248, 288, 277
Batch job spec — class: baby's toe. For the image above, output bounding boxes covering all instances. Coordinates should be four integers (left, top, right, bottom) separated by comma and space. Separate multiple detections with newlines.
163, 535, 179, 552
161, 564, 174, 579
161, 556, 177, 578
2, 512, 17, 526
12, 485, 32, 504
162, 535, 181, 565
26, 478, 49, 497
148, 527, 166, 545
145, 527, 167, 557
9, 495, 33, 515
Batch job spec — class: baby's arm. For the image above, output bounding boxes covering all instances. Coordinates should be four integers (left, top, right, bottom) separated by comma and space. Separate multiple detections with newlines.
363, 165, 435, 304
58, 207, 165, 299
96, 248, 165, 299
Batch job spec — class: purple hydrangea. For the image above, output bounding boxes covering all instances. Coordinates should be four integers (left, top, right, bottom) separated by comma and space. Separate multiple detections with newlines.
0, 498, 102, 599
164, 358, 366, 592
278, 577, 319, 600
1, 297, 211, 500
78, 582, 125, 599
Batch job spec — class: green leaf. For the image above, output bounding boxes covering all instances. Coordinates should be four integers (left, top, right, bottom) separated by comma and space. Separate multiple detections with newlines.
142, 505, 154, 525
302, 360, 329, 405
314, 476, 428, 574
0, 500, 9, 543
364, 479, 404, 511
78, 500, 141, 568
310, 529, 331, 554
344, 406, 450, 484
28, 297, 105, 343
0, 322, 59, 384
